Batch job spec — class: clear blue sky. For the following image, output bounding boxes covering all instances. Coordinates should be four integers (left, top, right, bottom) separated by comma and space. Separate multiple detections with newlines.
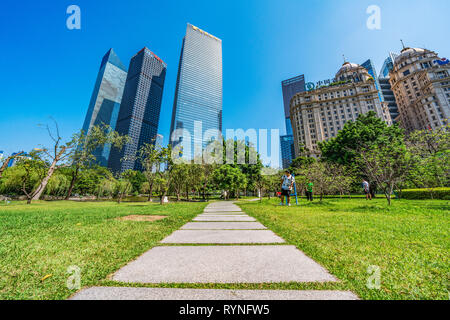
1, 0, 449, 156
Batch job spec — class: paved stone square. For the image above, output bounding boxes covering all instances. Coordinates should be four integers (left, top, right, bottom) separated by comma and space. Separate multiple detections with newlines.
181, 222, 267, 230
112, 245, 337, 283
71, 287, 358, 300
160, 230, 285, 244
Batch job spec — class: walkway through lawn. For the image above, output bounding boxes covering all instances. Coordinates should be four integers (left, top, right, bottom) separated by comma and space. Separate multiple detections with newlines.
71, 201, 358, 300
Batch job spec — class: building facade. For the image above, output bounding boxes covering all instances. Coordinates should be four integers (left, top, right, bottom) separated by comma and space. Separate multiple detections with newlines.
280, 75, 306, 168
379, 53, 400, 122
82, 48, 128, 166
389, 47, 450, 132
170, 24, 223, 157
108, 47, 167, 173
290, 62, 392, 157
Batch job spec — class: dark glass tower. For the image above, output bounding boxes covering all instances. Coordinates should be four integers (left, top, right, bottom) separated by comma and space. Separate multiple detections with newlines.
82, 48, 128, 166
108, 47, 167, 173
379, 53, 400, 122
361, 59, 384, 102
170, 24, 223, 156
280, 75, 305, 168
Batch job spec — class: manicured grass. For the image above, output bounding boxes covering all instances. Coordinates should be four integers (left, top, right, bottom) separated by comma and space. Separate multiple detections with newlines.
0, 200, 207, 300
237, 198, 450, 300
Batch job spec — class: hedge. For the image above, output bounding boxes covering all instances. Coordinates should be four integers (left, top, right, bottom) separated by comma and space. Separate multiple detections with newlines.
398, 188, 450, 200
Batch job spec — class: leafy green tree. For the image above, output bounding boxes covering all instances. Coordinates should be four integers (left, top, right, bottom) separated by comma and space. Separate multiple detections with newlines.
319, 111, 404, 167
0, 152, 24, 180
213, 165, 247, 200
289, 156, 316, 173
170, 162, 189, 201
15, 152, 48, 204
115, 178, 132, 204
65, 124, 128, 200
138, 141, 165, 201
121, 170, 146, 194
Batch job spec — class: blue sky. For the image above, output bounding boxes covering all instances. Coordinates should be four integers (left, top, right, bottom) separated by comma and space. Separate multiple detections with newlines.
1, 0, 449, 156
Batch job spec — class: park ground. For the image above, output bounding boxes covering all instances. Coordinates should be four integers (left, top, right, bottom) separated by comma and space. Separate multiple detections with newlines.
0, 197, 448, 300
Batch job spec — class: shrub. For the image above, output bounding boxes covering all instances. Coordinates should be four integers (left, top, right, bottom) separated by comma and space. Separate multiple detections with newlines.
399, 188, 450, 200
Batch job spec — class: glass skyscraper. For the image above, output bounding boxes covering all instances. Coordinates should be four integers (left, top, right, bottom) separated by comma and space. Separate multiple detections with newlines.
361, 59, 384, 102
108, 47, 167, 173
280, 75, 305, 168
82, 48, 128, 166
170, 24, 223, 157
379, 52, 400, 122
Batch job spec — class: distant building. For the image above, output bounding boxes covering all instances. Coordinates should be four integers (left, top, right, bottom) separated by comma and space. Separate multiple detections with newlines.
389, 46, 449, 132
280, 75, 305, 168
378, 53, 400, 122
170, 24, 223, 157
108, 47, 167, 173
290, 62, 392, 157
361, 59, 384, 103
82, 49, 128, 167
7, 151, 29, 167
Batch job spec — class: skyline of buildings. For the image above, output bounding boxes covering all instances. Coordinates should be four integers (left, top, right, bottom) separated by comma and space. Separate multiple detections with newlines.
170, 24, 223, 157
108, 47, 167, 173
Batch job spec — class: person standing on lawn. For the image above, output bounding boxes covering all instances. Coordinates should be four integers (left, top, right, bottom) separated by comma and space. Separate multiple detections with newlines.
362, 179, 372, 200
306, 180, 314, 201
280, 170, 295, 206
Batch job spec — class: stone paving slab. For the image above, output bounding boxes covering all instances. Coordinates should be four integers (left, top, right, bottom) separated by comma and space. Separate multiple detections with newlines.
204, 209, 243, 212
196, 214, 249, 218
160, 230, 284, 244
71, 287, 358, 300
201, 211, 246, 215
193, 216, 257, 222
181, 222, 267, 230
112, 246, 337, 283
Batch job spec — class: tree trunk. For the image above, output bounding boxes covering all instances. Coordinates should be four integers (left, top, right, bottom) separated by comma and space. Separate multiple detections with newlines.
118, 193, 123, 204
65, 167, 79, 200
147, 183, 153, 202
31, 160, 57, 201
186, 185, 189, 201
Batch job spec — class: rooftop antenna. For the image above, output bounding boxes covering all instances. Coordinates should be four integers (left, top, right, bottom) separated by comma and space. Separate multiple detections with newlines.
400, 39, 406, 50
343, 54, 347, 64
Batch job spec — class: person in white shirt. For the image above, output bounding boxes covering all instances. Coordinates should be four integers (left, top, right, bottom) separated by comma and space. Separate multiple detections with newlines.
280, 170, 295, 206
362, 180, 372, 200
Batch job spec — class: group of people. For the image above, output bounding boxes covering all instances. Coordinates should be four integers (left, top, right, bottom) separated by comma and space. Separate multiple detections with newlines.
278, 170, 375, 206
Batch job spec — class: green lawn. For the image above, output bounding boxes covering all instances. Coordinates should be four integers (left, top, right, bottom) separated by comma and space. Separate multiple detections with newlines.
238, 197, 450, 300
0, 200, 207, 300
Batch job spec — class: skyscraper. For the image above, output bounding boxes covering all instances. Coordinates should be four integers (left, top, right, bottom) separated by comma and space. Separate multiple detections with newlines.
82, 48, 128, 166
108, 47, 167, 173
361, 59, 384, 102
379, 53, 400, 122
280, 75, 305, 168
170, 24, 223, 158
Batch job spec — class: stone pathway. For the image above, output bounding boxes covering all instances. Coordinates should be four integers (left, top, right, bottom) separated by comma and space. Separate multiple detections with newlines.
71, 201, 358, 300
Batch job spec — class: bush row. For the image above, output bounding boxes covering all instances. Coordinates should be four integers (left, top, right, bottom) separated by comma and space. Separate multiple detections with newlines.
399, 188, 450, 200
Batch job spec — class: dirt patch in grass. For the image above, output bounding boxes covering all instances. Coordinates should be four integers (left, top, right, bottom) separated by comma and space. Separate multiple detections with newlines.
117, 215, 168, 222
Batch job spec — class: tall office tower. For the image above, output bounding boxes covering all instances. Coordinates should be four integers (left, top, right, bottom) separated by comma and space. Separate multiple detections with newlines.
290, 62, 392, 157
108, 47, 167, 173
170, 24, 223, 158
280, 75, 305, 168
82, 49, 128, 166
389, 46, 449, 133
361, 59, 384, 102
379, 53, 400, 122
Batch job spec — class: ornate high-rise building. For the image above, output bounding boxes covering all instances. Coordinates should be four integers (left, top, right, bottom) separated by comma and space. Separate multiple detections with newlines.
389, 46, 449, 132
82, 48, 128, 166
290, 62, 392, 156
108, 47, 167, 173
170, 24, 223, 157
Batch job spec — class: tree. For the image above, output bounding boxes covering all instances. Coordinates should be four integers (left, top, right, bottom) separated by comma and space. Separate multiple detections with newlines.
29, 120, 77, 202
65, 124, 127, 200
15, 152, 47, 204
319, 111, 404, 167
138, 141, 164, 201
213, 165, 247, 200
170, 162, 189, 201
357, 143, 413, 205
115, 178, 132, 204
0, 152, 24, 180
289, 156, 316, 172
